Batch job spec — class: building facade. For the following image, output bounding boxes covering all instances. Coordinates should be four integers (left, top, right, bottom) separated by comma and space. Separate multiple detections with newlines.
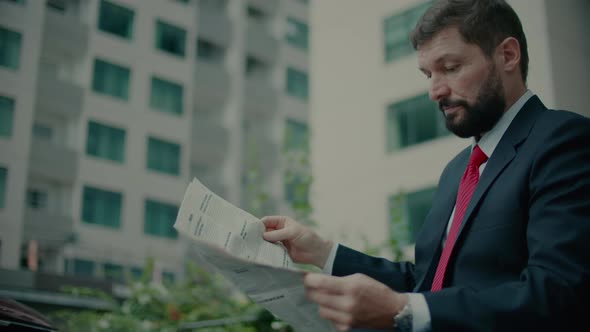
0, 0, 310, 289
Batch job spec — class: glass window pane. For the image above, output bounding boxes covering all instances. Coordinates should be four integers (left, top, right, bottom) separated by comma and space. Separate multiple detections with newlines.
383, 1, 431, 62
196, 38, 225, 63
26, 189, 48, 210
285, 17, 308, 50
103, 262, 124, 282
0, 95, 15, 138
150, 76, 183, 115
146, 137, 181, 175
0, 26, 22, 69
162, 271, 175, 283
33, 123, 53, 141
81, 185, 122, 228
72, 258, 95, 277
284, 119, 309, 150
155, 20, 186, 57
405, 187, 436, 241
286, 67, 308, 101
98, 0, 135, 39
144, 199, 178, 238
387, 93, 442, 150
92, 59, 131, 100
86, 120, 126, 162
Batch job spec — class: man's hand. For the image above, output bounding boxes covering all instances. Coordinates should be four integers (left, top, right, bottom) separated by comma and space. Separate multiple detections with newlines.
304, 273, 409, 331
261, 216, 333, 268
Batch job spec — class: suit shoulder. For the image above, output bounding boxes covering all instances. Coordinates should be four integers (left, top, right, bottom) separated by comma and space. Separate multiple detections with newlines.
536, 108, 590, 128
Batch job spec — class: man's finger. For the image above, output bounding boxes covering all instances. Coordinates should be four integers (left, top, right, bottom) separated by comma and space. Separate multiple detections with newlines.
306, 288, 352, 312
304, 273, 348, 294
317, 305, 352, 328
262, 228, 293, 242
261, 216, 287, 229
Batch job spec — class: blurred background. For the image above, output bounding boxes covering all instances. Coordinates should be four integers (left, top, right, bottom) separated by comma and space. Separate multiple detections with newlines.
0, 0, 588, 330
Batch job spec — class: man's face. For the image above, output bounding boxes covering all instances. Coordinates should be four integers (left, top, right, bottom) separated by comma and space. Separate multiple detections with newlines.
417, 27, 506, 138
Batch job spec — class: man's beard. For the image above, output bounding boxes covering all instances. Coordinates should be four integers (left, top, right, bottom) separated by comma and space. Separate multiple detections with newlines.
439, 66, 506, 138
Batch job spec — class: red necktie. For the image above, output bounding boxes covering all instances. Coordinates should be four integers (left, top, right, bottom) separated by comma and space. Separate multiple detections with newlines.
431, 145, 488, 291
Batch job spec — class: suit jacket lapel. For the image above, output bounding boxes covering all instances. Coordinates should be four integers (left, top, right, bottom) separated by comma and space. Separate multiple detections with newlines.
455, 96, 545, 243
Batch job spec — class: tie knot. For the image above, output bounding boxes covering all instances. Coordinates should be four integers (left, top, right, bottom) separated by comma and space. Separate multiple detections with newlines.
469, 145, 488, 167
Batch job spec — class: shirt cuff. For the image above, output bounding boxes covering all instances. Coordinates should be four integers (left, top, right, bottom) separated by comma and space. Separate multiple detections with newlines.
321, 243, 339, 275
407, 293, 432, 332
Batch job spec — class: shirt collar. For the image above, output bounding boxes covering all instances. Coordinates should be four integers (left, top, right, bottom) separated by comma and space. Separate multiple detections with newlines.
475, 90, 534, 158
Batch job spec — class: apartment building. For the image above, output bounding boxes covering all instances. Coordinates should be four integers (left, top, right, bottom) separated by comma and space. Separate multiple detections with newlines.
0, 0, 310, 296
309, 0, 589, 257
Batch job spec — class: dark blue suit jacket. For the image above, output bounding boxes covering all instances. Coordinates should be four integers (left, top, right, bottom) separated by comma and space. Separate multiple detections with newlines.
333, 96, 590, 331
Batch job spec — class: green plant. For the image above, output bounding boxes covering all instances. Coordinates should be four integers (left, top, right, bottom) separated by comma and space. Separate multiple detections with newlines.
49, 261, 285, 332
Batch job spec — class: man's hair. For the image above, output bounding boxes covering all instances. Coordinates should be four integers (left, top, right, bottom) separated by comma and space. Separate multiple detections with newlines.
410, 0, 529, 83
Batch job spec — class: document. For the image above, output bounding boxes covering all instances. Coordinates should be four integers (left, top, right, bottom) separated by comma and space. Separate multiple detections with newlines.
174, 178, 335, 332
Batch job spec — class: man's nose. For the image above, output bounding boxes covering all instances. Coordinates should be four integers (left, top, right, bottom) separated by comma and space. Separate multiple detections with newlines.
429, 76, 451, 102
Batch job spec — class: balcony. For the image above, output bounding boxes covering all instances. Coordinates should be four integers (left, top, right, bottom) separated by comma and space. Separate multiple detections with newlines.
194, 61, 230, 110
29, 140, 78, 185
190, 120, 229, 168
245, 21, 278, 63
197, 6, 233, 46
244, 77, 277, 118
35, 69, 83, 119
23, 209, 74, 249
41, 8, 89, 61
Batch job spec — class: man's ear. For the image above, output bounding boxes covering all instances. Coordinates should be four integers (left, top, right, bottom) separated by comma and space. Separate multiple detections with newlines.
497, 37, 521, 75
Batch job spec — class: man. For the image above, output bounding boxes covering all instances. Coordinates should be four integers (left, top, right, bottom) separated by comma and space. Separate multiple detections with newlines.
262, 0, 590, 331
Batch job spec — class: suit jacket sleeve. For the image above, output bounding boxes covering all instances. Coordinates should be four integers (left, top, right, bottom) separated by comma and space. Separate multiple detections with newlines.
332, 244, 417, 292
423, 113, 590, 331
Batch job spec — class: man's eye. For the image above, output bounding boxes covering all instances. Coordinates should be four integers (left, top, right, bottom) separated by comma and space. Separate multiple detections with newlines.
445, 65, 460, 73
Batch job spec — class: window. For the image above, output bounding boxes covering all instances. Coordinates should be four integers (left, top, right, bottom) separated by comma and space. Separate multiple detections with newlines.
0, 95, 14, 138
246, 5, 266, 22
146, 137, 181, 175
155, 20, 186, 57
103, 262, 124, 282
0, 167, 6, 209
386, 92, 447, 151
0, 26, 22, 69
33, 123, 53, 141
284, 119, 308, 151
86, 120, 126, 163
245, 55, 268, 77
286, 67, 308, 101
98, 0, 134, 40
150, 76, 183, 115
284, 174, 309, 205
81, 185, 123, 228
66, 258, 95, 277
196, 38, 225, 63
26, 189, 48, 210
389, 187, 436, 244
162, 271, 175, 283
130, 266, 143, 280
383, 1, 430, 62
92, 58, 131, 100
144, 199, 178, 239
285, 17, 308, 50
